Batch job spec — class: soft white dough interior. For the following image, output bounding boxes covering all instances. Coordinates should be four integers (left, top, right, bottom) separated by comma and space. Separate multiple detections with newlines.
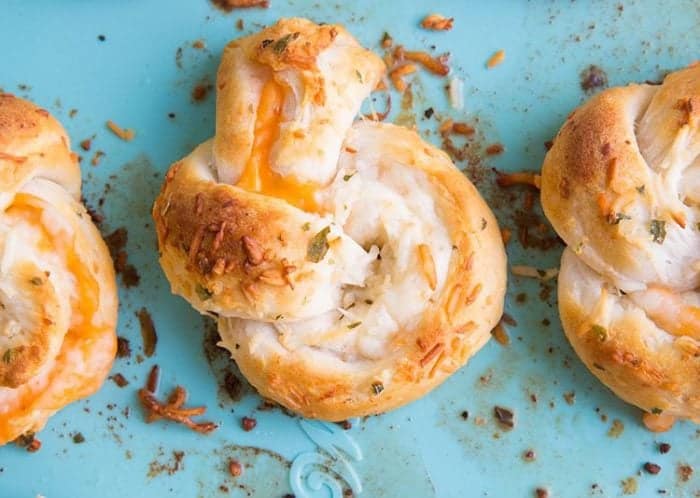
219, 123, 453, 362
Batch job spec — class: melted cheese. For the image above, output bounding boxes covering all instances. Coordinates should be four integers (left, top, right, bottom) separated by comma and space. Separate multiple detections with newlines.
236, 80, 319, 212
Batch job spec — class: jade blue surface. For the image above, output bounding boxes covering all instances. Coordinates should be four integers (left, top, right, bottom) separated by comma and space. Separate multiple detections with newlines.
1, 1, 699, 497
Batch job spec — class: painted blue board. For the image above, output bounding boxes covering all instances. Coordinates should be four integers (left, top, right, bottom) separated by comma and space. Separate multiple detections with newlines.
0, 1, 698, 497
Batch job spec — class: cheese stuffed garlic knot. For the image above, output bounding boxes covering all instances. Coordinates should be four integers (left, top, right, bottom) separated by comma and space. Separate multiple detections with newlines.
542, 65, 700, 429
153, 18, 507, 420
0, 94, 118, 444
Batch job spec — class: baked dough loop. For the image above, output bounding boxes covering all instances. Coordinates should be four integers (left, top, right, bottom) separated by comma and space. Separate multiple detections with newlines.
153, 18, 507, 420
541, 65, 700, 426
0, 94, 118, 444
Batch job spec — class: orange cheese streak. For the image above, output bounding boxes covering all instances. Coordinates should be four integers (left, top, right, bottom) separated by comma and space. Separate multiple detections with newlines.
236, 80, 319, 212
0, 197, 112, 444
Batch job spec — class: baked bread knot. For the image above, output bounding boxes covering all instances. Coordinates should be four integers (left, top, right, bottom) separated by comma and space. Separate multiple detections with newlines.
0, 94, 118, 444
153, 18, 507, 420
541, 65, 700, 429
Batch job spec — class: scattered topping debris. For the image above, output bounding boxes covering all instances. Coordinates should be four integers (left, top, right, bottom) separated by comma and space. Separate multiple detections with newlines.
535, 488, 548, 498
523, 449, 536, 462
106, 120, 135, 141
620, 477, 638, 495
496, 171, 541, 189
510, 265, 559, 281
15, 433, 41, 452
486, 49, 505, 69
192, 39, 206, 50
90, 150, 105, 166
228, 459, 243, 477
486, 143, 504, 155
642, 412, 676, 433
460, 410, 469, 421
390, 63, 418, 92
580, 65, 608, 93
607, 418, 624, 438
104, 227, 140, 287
420, 14, 454, 31
563, 391, 576, 405
241, 416, 257, 432
494, 406, 515, 430
71, 432, 85, 444
191, 81, 213, 102
307, 226, 331, 263
336, 420, 352, 430
211, 0, 269, 11
399, 48, 450, 76
116, 336, 132, 358
380, 32, 394, 49
110, 373, 129, 388
658, 442, 671, 454
137, 308, 158, 357
138, 365, 218, 434
491, 321, 510, 346
80, 138, 92, 151
678, 464, 693, 482
643, 462, 661, 475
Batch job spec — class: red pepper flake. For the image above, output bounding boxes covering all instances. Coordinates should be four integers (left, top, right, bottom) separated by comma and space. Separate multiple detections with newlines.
15, 433, 42, 452
137, 308, 158, 357
523, 449, 536, 462
643, 462, 661, 475
241, 416, 257, 432
535, 488, 548, 498
658, 442, 671, 454
192, 81, 213, 102
486, 143, 505, 155
110, 373, 129, 388
228, 459, 243, 477
138, 365, 218, 434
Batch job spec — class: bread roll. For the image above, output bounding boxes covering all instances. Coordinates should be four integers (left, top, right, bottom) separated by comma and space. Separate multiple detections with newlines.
0, 94, 118, 444
153, 18, 507, 420
541, 65, 700, 427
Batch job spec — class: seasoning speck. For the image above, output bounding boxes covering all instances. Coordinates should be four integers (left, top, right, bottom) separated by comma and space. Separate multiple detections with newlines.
678, 464, 693, 482
494, 406, 515, 430
228, 459, 243, 477
580, 65, 608, 93
658, 442, 671, 454
72, 432, 85, 444
241, 416, 257, 432
607, 419, 624, 438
